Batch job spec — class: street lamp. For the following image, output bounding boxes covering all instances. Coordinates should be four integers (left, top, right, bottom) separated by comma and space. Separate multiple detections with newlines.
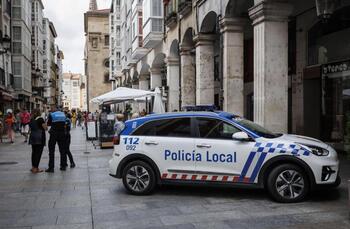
315, 0, 340, 20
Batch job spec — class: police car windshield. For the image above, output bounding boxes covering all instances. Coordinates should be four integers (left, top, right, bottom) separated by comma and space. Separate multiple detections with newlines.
233, 117, 282, 139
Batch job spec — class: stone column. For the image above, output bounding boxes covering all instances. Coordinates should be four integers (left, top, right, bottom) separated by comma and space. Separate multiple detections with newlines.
180, 44, 196, 106
139, 74, 150, 90
150, 68, 162, 90
166, 57, 180, 111
194, 34, 216, 105
249, 1, 293, 133
139, 74, 150, 111
220, 18, 246, 116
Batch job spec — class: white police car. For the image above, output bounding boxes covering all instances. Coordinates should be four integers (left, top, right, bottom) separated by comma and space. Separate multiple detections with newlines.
109, 112, 340, 203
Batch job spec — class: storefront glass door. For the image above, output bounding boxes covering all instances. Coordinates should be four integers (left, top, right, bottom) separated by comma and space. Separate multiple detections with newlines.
322, 70, 350, 150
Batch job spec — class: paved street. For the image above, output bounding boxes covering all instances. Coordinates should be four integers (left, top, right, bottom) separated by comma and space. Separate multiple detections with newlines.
0, 129, 349, 229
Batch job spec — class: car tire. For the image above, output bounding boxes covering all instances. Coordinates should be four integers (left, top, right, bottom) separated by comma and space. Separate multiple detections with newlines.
122, 160, 156, 195
266, 164, 310, 203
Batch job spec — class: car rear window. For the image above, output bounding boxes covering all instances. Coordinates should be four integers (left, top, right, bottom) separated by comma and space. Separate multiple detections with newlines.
132, 118, 192, 137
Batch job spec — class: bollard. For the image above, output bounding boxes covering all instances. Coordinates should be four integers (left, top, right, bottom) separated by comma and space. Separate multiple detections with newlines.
348, 180, 350, 219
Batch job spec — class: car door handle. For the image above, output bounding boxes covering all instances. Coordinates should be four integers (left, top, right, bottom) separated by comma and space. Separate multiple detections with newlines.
196, 144, 211, 148
145, 141, 159, 145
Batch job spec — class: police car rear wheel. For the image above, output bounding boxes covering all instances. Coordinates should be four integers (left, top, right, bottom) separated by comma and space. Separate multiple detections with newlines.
122, 161, 156, 195
267, 164, 309, 203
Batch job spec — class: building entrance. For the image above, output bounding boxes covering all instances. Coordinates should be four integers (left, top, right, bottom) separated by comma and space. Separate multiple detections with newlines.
322, 60, 350, 150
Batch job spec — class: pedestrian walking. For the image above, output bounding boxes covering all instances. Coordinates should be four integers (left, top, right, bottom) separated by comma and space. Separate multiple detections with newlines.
29, 109, 47, 174
20, 108, 31, 143
114, 114, 125, 135
64, 111, 75, 168
77, 111, 82, 127
5, 110, 16, 143
15, 110, 21, 133
71, 110, 76, 128
83, 111, 88, 130
45, 106, 67, 173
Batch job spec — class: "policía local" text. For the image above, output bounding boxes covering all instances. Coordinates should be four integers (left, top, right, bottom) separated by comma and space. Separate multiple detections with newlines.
164, 150, 236, 163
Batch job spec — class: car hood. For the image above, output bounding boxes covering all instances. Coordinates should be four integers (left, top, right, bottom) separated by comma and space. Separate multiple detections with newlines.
276, 134, 329, 149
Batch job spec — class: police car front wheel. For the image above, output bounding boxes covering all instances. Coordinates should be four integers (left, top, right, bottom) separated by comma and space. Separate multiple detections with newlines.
267, 164, 310, 203
122, 161, 156, 195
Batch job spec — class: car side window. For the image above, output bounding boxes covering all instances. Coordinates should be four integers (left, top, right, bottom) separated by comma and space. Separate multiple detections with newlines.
133, 118, 192, 138
132, 121, 156, 136
197, 118, 240, 140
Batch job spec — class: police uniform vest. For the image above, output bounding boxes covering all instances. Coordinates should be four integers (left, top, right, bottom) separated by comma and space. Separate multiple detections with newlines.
49, 111, 66, 132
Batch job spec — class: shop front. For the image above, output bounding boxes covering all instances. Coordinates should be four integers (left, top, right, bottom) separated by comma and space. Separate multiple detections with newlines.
322, 60, 350, 150
0, 90, 14, 114
304, 4, 350, 151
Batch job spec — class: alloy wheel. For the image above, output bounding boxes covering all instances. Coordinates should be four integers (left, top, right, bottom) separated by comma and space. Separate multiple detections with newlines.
126, 165, 150, 192
275, 169, 305, 199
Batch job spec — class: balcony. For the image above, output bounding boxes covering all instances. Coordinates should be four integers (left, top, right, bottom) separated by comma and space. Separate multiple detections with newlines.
143, 18, 164, 49
32, 77, 44, 89
131, 36, 148, 60
178, 0, 192, 16
164, 0, 177, 28
31, 65, 43, 78
165, 11, 177, 28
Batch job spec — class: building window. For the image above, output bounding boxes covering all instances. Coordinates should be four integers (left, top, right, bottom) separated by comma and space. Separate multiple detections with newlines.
13, 7, 21, 19
13, 42, 22, 54
104, 73, 110, 83
105, 35, 110, 46
152, 0, 162, 16
132, 22, 136, 39
92, 38, 98, 48
13, 0, 21, 6
116, 52, 121, 66
13, 26, 21, 40
13, 62, 21, 75
43, 60, 47, 70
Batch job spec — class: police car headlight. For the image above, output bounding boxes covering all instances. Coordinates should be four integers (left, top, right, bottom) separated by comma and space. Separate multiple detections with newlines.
308, 146, 329, 156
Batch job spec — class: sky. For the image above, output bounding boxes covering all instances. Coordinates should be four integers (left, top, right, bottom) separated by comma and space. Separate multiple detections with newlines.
42, 0, 111, 74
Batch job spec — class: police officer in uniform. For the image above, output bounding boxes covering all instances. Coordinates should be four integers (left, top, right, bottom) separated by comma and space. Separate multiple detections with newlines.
45, 106, 67, 172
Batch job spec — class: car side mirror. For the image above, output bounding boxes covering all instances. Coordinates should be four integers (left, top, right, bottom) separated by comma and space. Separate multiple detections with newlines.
232, 132, 251, 141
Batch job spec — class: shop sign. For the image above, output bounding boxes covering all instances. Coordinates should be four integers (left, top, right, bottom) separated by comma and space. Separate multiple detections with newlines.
322, 60, 350, 75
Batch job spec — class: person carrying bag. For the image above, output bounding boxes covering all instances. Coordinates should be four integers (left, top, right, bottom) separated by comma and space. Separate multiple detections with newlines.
29, 109, 47, 174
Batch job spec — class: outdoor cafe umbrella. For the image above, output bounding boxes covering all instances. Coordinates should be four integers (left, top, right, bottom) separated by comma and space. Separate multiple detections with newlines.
90, 87, 155, 105
152, 87, 165, 114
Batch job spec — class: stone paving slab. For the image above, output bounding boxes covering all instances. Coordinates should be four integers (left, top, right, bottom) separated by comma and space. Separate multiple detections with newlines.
0, 128, 349, 229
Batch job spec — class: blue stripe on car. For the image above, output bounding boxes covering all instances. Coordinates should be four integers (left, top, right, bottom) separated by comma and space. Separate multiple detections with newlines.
239, 151, 256, 182
249, 152, 267, 183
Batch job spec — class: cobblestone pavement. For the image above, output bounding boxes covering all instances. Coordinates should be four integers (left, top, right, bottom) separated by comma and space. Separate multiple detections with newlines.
0, 128, 349, 229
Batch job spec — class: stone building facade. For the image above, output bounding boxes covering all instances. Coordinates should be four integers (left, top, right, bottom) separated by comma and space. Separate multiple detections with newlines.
31, 0, 45, 109
111, 0, 350, 150
12, 0, 32, 110
42, 18, 57, 109
109, 0, 122, 89
0, 0, 14, 114
62, 73, 87, 111
84, 0, 111, 112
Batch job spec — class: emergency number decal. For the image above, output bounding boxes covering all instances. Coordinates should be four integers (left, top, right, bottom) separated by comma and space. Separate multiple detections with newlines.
123, 137, 139, 151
